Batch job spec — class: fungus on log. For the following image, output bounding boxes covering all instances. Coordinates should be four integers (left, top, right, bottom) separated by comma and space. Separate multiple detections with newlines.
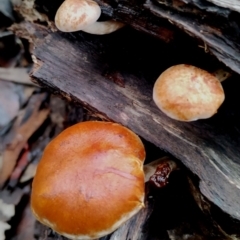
94, 0, 240, 74
12, 20, 240, 223
33, 0, 240, 76
11, 0, 240, 237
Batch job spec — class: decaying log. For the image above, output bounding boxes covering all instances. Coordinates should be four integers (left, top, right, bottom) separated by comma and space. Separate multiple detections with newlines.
144, 0, 240, 74
13, 20, 240, 223
97, 0, 240, 74
34, 0, 240, 74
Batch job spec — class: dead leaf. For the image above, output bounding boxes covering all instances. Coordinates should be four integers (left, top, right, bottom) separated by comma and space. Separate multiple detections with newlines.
0, 67, 37, 86
0, 141, 3, 173
49, 96, 66, 130
0, 93, 49, 187
20, 86, 37, 106
0, 81, 20, 129
0, 199, 15, 222
8, 144, 29, 188
20, 162, 37, 183
0, 156, 2, 174
0, 32, 13, 39
0, 185, 30, 206
0, 221, 10, 240
0, 199, 14, 239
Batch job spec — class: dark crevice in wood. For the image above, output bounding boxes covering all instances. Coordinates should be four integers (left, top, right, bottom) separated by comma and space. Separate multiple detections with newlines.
145, 0, 240, 73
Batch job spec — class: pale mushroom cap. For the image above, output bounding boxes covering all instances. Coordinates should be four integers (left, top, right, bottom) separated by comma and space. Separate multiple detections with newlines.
153, 64, 225, 121
31, 121, 145, 240
55, 0, 101, 32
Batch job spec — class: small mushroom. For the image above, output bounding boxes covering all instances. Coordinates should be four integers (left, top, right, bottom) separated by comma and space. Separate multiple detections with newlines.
55, 0, 124, 34
153, 64, 225, 121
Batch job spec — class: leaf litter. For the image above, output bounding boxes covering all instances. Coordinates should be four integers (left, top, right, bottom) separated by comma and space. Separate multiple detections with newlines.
0, 1, 71, 239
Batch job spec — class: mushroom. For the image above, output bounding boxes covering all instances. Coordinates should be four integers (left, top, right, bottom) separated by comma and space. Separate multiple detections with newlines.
55, 0, 125, 34
153, 64, 225, 122
81, 20, 125, 35
31, 121, 145, 240
31, 121, 176, 239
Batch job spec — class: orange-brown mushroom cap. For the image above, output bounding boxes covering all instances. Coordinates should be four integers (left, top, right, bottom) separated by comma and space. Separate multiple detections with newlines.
153, 64, 225, 121
31, 121, 145, 240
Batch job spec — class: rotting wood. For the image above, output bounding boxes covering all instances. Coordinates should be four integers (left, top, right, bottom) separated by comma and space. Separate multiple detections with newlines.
32, 0, 240, 73
0, 67, 37, 86
144, 0, 240, 74
13, 21, 240, 221
79, 0, 240, 74
4, 0, 232, 78
13, 0, 240, 75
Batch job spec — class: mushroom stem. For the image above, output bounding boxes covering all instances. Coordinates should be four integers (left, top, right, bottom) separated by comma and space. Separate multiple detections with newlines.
212, 68, 232, 82
82, 20, 125, 35
54, 0, 125, 35
144, 156, 178, 187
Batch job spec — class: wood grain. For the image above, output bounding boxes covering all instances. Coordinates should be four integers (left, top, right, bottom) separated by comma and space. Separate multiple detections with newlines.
33, 0, 240, 76
207, 0, 240, 12
20, 22, 240, 221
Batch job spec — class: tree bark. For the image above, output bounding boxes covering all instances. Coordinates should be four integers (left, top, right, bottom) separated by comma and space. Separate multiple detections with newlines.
34, 0, 240, 75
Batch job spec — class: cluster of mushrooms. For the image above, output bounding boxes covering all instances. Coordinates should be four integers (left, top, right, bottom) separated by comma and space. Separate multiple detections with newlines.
30, 2, 227, 239
55, 0, 225, 122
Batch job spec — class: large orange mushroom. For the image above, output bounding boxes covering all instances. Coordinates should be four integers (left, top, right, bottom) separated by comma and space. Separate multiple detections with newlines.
31, 121, 146, 240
